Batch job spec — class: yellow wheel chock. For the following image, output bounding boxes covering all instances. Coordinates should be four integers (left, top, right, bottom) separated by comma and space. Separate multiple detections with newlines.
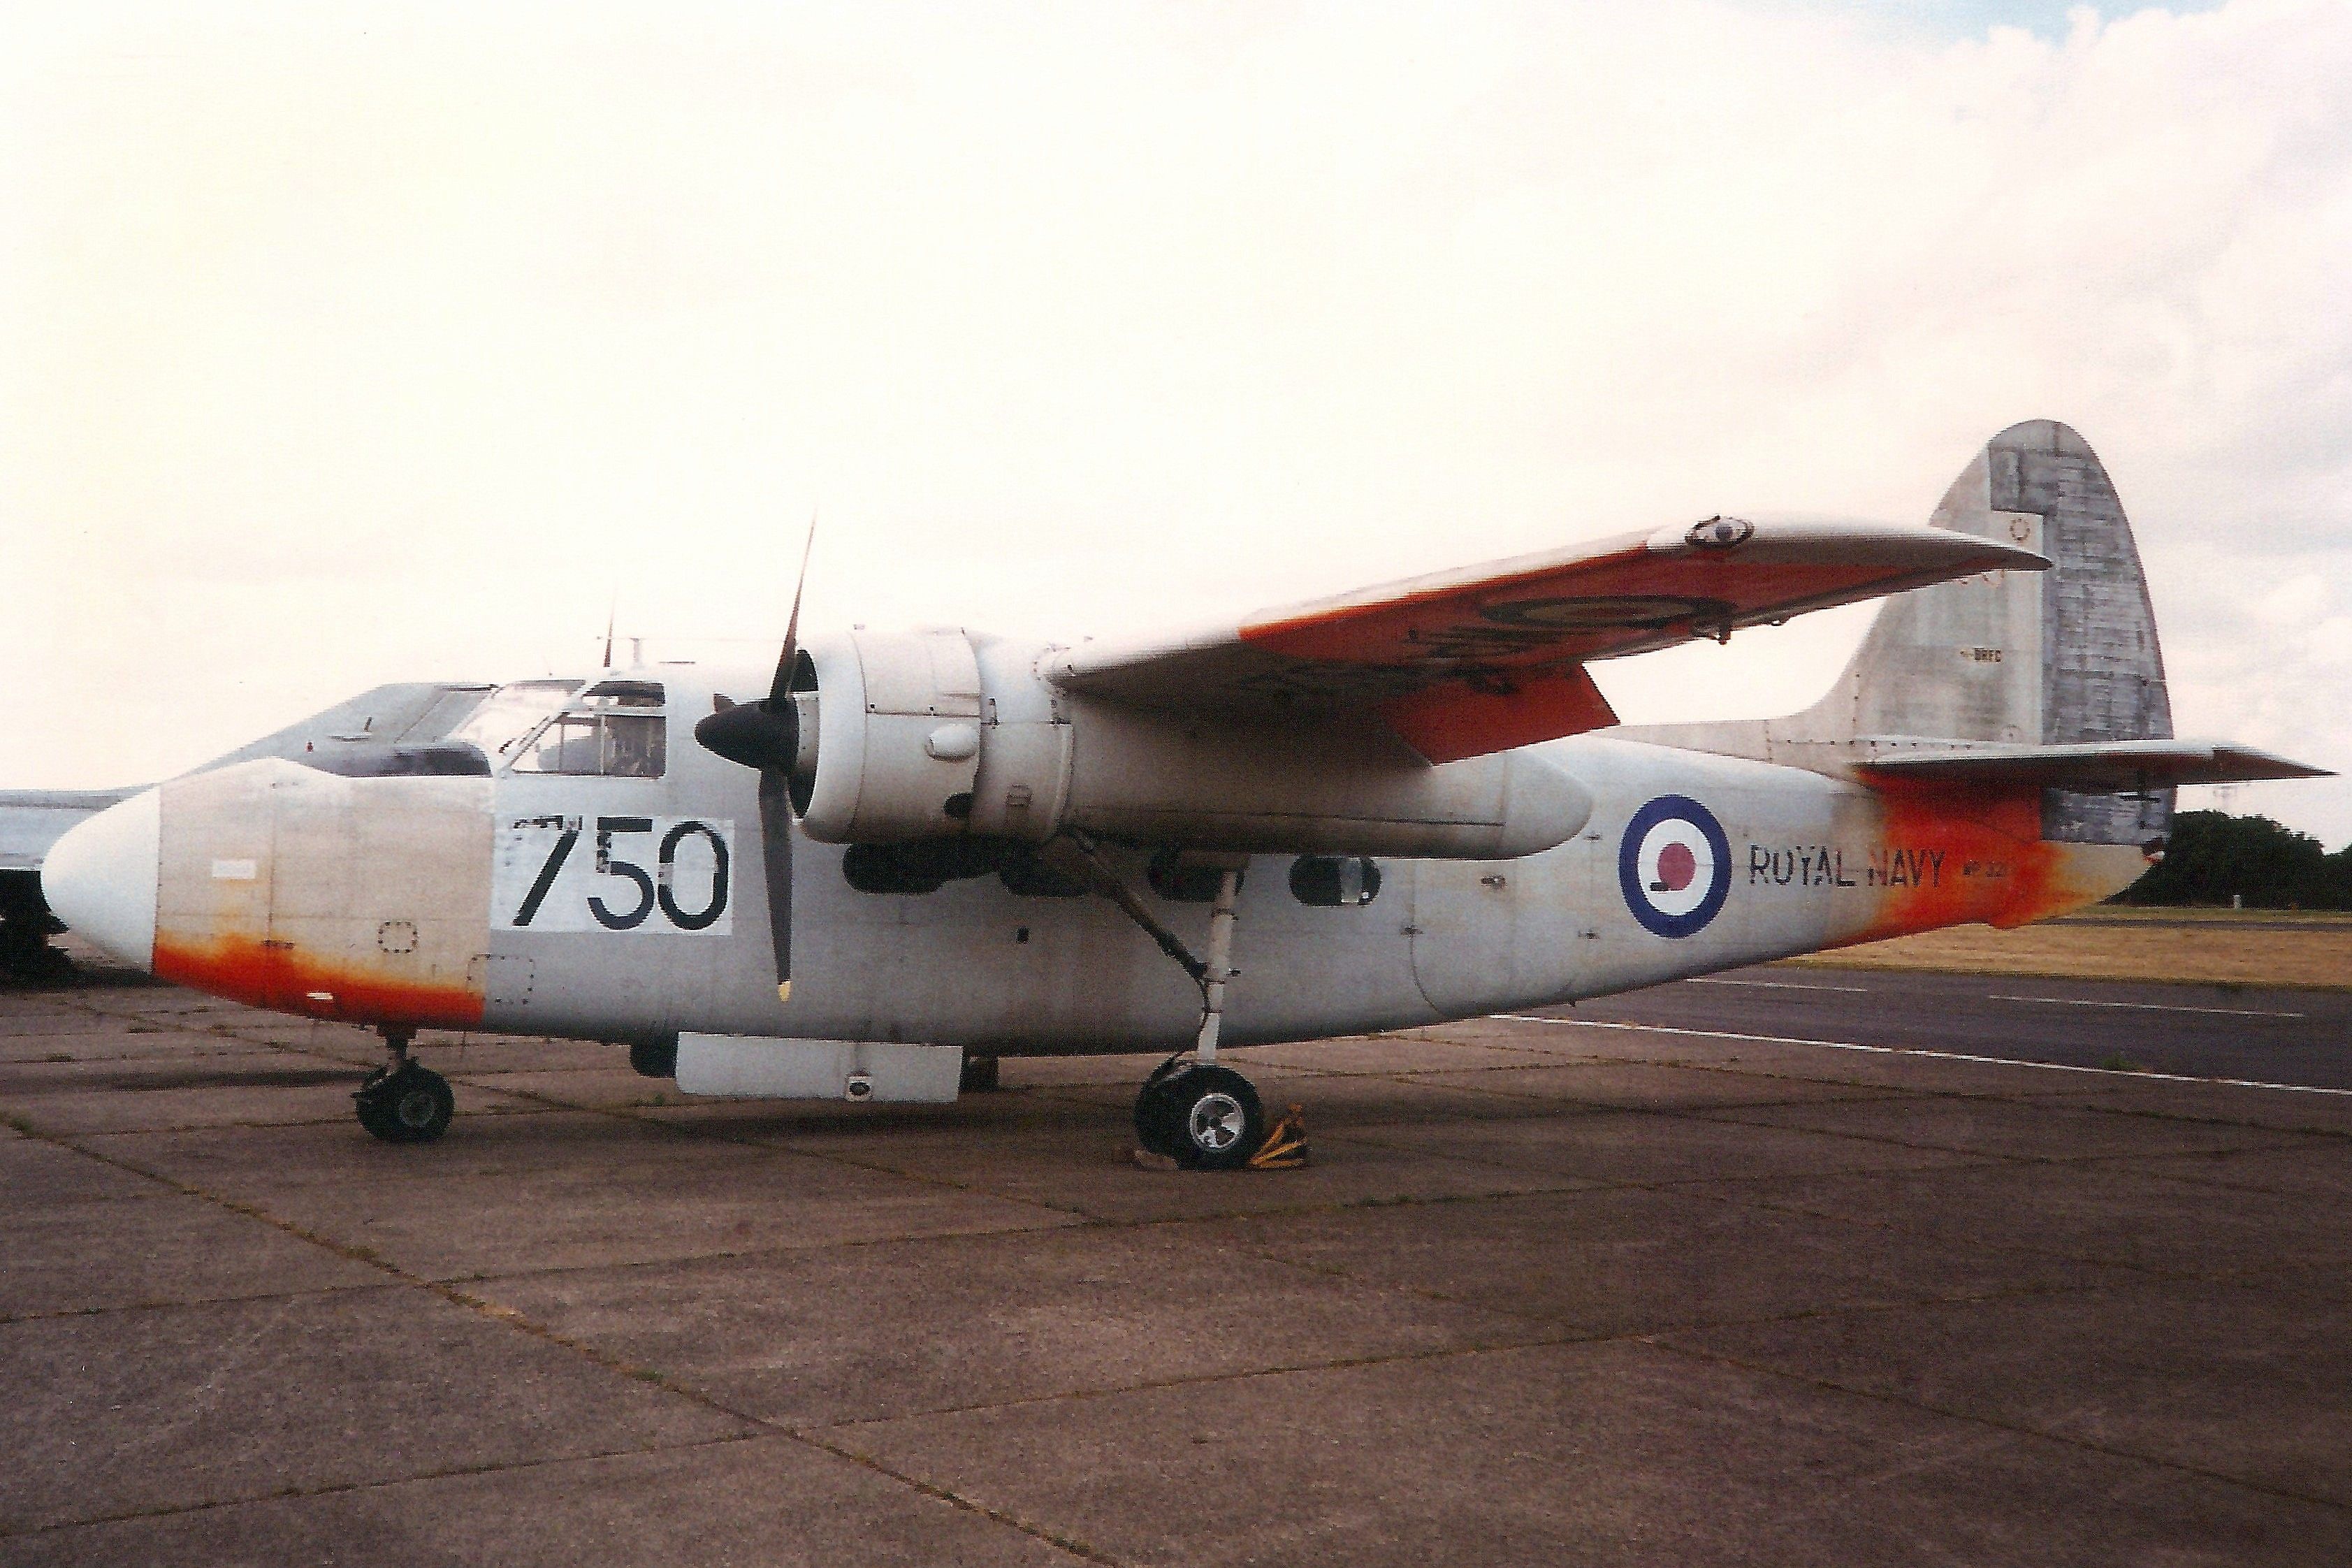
1247, 1104, 1309, 1169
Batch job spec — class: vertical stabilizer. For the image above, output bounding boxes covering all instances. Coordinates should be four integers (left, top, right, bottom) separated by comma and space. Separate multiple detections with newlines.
1629, 421, 2174, 845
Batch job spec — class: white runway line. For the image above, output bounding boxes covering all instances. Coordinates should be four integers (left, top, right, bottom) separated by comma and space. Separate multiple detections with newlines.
1492, 1015, 2352, 1097
1687, 978, 1871, 994
1986, 994, 2304, 1019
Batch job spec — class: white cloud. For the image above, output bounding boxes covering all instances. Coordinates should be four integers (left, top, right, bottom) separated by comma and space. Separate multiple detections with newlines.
4, 0, 2348, 845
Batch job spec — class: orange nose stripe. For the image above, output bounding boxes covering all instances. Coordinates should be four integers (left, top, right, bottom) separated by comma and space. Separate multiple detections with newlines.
154, 935, 486, 1029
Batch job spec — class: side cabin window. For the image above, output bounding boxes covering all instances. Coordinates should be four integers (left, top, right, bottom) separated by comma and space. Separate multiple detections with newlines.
1290, 855, 1382, 907
510, 680, 667, 778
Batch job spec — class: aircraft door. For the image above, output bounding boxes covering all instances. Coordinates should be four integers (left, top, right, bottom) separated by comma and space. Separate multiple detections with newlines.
1409, 842, 1595, 1017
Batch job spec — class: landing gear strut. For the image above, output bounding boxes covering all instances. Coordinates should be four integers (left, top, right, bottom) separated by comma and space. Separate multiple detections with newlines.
354, 1027, 453, 1143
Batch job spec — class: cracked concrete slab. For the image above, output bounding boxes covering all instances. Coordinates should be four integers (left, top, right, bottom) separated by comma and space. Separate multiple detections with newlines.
1184, 1184, 2135, 1335
84, 1114, 1077, 1280
1343, 1103, 1981, 1186
1725, 1160, 2352, 1278
477, 1223, 1549, 1428
823, 1338, 2350, 1567
6, 1437, 1076, 1568
1407, 1059, 1916, 1112
1695, 1094, 2321, 1161
2, 1188, 386, 1319
0, 1286, 750, 1534
0, 1129, 168, 1206
750, 1112, 1592, 1223
1667, 1269, 2352, 1507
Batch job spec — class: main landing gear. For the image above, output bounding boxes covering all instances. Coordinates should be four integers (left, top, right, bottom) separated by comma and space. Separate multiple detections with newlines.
354, 1027, 453, 1144
1063, 848, 1298, 1170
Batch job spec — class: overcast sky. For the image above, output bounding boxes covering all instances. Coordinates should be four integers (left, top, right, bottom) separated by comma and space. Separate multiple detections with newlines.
6, 0, 2347, 845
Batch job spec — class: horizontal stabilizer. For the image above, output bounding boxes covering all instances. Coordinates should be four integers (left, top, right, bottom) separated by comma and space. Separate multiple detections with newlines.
1855, 739, 2332, 792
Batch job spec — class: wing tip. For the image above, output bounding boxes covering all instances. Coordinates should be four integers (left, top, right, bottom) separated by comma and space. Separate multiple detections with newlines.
1645, 517, 2050, 572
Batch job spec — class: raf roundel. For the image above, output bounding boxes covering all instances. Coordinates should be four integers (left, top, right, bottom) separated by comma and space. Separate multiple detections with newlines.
1617, 794, 1732, 939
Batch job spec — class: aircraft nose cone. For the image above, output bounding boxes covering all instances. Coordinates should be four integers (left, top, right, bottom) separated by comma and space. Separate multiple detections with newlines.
41, 789, 161, 973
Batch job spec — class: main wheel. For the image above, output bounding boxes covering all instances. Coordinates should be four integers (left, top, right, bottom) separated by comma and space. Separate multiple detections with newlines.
1132, 1053, 1193, 1156
629, 1038, 678, 1079
357, 1064, 453, 1144
959, 1053, 1001, 1094
1156, 1065, 1266, 1172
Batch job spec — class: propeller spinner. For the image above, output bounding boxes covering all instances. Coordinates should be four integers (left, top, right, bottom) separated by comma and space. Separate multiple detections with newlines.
695, 519, 817, 1002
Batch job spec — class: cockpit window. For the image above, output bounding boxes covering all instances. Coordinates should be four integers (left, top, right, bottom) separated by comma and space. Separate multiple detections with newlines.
446, 680, 581, 762
509, 681, 668, 778
577, 678, 664, 710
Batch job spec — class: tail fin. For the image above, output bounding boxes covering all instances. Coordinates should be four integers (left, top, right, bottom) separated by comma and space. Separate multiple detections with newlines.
1807, 419, 2172, 843
1627, 421, 2175, 845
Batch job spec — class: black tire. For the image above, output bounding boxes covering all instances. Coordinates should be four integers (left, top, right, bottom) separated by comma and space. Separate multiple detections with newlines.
354, 1069, 398, 1141
358, 1064, 453, 1144
1160, 1065, 1265, 1172
1132, 1053, 1191, 1155
959, 1054, 1001, 1094
629, 1038, 679, 1079
387, 1066, 454, 1142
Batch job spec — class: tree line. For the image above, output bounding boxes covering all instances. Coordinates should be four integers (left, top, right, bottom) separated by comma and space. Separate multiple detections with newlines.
2119, 811, 2352, 910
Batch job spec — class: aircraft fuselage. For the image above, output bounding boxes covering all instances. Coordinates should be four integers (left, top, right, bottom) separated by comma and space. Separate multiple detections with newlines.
112, 663, 2148, 1057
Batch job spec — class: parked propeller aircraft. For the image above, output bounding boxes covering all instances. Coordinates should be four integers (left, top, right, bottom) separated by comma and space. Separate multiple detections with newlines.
31, 422, 2327, 1166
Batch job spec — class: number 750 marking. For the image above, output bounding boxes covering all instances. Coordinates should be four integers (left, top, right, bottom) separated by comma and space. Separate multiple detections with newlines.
503, 815, 732, 934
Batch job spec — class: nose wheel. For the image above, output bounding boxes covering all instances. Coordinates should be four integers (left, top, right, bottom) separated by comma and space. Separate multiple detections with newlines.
355, 1030, 454, 1143
1134, 1058, 1265, 1171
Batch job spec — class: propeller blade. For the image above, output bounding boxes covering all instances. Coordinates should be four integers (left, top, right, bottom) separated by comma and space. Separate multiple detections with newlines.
695, 509, 819, 769
697, 510, 818, 1005
756, 769, 794, 1001
768, 511, 818, 709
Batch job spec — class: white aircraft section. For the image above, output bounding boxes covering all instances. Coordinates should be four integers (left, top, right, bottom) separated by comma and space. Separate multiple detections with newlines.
39, 786, 158, 973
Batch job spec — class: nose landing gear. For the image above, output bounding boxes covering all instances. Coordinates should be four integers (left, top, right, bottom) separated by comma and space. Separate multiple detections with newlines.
354, 1028, 454, 1143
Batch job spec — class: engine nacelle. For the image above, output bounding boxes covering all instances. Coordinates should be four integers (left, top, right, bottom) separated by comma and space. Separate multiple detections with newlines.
797, 629, 987, 843
787, 630, 1593, 859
